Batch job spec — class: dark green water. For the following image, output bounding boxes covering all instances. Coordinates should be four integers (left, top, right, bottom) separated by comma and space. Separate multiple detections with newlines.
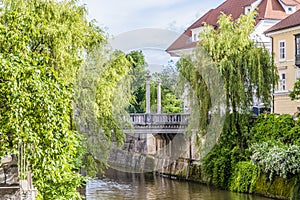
86, 169, 274, 200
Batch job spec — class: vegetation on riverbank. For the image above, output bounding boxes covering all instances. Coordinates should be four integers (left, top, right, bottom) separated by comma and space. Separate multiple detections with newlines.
0, 0, 133, 199
177, 11, 300, 199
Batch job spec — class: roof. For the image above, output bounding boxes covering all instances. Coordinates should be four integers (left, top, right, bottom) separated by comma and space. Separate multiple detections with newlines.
265, 8, 300, 33
166, 9, 214, 52
257, 0, 289, 20
167, 0, 297, 54
280, 0, 299, 5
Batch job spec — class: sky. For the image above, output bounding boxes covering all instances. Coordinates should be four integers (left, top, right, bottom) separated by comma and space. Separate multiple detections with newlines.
81, 0, 224, 71
82, 0, 223, 35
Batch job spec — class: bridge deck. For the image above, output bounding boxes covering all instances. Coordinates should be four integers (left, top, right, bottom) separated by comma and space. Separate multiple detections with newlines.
124, 113, 189, 134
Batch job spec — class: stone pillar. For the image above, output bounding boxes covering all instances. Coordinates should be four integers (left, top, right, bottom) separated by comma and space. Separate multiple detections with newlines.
157, 78, 161, 114
146, 72, 151, 114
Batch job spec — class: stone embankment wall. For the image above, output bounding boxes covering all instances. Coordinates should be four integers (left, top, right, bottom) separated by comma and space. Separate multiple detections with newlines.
0, 156, 20, 200
111, 134, 300, 200
159, 159, 300, 200
0, 156, 37, 200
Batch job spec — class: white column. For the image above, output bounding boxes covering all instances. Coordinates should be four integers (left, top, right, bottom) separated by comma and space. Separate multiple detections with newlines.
146, 72, 151, 114
157, 78, 161, 114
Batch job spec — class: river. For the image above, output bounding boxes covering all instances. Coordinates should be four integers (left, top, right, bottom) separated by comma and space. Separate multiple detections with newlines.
86, 169, 273, 200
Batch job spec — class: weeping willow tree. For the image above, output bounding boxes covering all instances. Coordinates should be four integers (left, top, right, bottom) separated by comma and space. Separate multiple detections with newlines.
201, 13, 276, 112
0, 0, 105, 199
74, 49, 133, 177
178, 12, 278, 188
199, 12, 277, 147
179, 12, 277, 142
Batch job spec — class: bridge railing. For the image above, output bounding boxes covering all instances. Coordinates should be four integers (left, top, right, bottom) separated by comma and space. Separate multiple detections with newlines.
129, 113, 189, 125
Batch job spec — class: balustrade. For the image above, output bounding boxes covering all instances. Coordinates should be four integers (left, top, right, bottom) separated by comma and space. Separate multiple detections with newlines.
129, 113, 189, 125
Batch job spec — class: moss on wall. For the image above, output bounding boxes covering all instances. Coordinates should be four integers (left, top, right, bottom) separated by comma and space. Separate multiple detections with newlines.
255, 173, 297, 199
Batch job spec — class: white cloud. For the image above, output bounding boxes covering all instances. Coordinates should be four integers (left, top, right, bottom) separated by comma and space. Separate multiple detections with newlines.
81, 0, 223, 35
80, 0, 223, 68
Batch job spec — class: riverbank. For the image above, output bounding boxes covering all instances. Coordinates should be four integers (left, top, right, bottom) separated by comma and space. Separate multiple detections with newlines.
108, 148, 299, 200
156, 158, 300, 200
86, 167, 271, 200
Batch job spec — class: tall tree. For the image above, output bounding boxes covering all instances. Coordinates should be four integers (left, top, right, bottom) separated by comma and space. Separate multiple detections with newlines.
0, 0, 103, 199
178, 12, 277, 139
177, 12, 278, 188
126, 51, 148, 113
74, 49, 132, 176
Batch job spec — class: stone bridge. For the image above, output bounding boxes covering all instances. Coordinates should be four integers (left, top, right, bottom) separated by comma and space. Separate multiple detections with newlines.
120, 113, 192, 156
124, 113, 189, 134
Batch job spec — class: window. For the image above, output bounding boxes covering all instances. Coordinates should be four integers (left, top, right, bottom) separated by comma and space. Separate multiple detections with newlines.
296, 34, 300, 66
279, 40, 286, 61
193, 33, 197, 42
278, 72, 286, 91
244, 6, 251, 15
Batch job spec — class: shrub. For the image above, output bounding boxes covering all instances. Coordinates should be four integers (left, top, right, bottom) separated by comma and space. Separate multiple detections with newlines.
229, 161, 259, 193
251, 142, 300, 180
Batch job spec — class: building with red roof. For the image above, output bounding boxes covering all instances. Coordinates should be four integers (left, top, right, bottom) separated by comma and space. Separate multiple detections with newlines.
167, 0, 300, 56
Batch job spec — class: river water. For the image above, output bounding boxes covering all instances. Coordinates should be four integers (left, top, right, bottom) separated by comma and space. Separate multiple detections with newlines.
86, 169, 273, 200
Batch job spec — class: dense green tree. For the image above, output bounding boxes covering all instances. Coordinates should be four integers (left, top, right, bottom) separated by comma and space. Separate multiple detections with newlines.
178, 12, 278, 189
178, 11, 277, 139
200, 13, 277, 113
162, 93, 182, 113
74, 49, 132, 176
0, 0, 104, 199
126, 51, 147, 113
126, 50, 147, 88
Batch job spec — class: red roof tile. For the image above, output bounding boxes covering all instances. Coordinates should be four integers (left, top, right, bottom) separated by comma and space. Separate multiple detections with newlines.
281, 0, 299, 5
165, 30, 196, 52
265, 8, 300, 33
257, 0, 289, 20
167, 0, 297, 54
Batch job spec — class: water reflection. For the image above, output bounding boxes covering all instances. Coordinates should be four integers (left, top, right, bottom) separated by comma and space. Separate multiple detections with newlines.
86, 169, 273, 200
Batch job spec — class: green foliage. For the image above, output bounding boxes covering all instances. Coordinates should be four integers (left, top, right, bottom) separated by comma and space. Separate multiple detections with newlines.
95, 50, 131, 144
202, 145, 249, 189
202, 146, 233, 189
0, 0, 104, 199
199, 12, 277, 112
162, 93, 182, 113
251, 142, 300, 179
177, 54, 213, 136
248, 114, 295, 145
229, 161, 259, 193
201, 112, 252, 189
289, 79, 300, 100
126, 50, 147, 87
74, 49, 132, 177
179, 12, 278, 191
1, 0, 104, 86
127, 53, 182, 114
247, 113, 300, 197
287, 126, 300, 145
126, 51, 147, 113
202, 114, 251, 189
0, 54, 84, 199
